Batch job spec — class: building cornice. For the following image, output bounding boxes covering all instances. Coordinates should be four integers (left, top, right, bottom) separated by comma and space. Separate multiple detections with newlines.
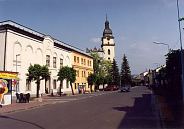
101, 44, 115, 47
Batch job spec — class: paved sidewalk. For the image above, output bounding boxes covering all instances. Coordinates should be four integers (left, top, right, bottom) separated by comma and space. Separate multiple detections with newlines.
0, 98, 51, 114
0, 91, 114, 114
155, 94, 184, 129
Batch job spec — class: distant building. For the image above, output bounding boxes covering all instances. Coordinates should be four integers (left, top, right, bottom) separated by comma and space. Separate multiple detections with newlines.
87, 16, 115, 62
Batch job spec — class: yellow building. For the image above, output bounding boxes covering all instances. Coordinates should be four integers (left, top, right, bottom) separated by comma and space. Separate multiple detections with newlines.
72, 51, 94, 94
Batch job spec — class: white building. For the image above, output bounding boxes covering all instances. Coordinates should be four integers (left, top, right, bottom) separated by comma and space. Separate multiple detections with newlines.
86, 16, 115, 62
101, 17, 115, 61
0, 20, 88, 97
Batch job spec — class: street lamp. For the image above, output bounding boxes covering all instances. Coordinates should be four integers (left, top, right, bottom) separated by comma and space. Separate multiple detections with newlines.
15, 54, 20, 93
153, 41, 170, 52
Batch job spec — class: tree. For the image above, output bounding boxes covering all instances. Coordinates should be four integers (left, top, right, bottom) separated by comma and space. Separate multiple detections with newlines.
120, 54, 132, 86
87, 73, 97, 92
68, 67, 77, 95
110, 59, 120, 86
166, 50, 182, 100
103, 74, 112, 90
90, 52, 102, 75
57, 66, 76, 95
90, 52, 112, 90
27, 64, 50, 98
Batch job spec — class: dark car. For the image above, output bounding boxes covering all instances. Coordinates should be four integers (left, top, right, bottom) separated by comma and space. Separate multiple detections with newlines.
104, 85, 119, 91
120, 85, 131, 92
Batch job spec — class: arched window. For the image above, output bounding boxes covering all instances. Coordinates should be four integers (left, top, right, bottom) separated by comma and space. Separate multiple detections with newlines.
108, 49, 110, 55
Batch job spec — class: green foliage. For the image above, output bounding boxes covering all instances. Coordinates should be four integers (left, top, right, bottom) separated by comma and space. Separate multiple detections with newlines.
27, 64, 50, 98
120, 54, 131, 85
57, 66, 76, 95
90, 52, 102, 74
90, 52, 112, 89
165, 50, 182, 99
87, 73, 98, 92
87, 73, 97, 86
110, 59, 120, 85
103, 74, 112, 85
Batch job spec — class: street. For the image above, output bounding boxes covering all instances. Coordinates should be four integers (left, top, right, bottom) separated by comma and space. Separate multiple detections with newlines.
0, 86, 161, 129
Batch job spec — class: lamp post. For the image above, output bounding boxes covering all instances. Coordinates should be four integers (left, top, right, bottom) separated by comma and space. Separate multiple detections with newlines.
153, 41, 170, 52
177, 0, 184, 102
15, 54, 20, 93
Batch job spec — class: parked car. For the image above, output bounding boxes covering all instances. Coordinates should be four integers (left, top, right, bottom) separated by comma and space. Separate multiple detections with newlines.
104, 85, 119, 91
120, 85, 131, 92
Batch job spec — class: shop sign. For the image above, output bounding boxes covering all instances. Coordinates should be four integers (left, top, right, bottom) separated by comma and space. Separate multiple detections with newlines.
0, 71, 18, 80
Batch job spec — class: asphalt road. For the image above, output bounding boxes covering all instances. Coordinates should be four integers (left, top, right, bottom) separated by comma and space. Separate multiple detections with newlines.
0, 86, 161, 129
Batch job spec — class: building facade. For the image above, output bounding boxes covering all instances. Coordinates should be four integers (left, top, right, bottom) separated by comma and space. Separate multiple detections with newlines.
72, 51, 94, 94
0, 20, 93, 98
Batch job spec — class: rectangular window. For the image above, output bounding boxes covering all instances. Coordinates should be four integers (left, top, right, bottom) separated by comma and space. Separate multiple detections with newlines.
53, 79, 57, 89
60, 58, 63, 68
53, 57, 57, 68
77, 57, 79, 63
46, 55, 50, 67
82, 71, 83, 77
74, 56, 76, 62
76, 70, 79, 77
81, 58, 83, 65
26, 79, 31, 91
84, 59, 86, 65
84, 71, 86, 77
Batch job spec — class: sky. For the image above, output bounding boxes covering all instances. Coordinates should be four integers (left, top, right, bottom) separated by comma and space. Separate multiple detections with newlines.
0, 0, 184, 74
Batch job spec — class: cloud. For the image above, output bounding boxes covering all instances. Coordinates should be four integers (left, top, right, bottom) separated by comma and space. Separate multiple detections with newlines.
120, 35, 126, 41
90, 37, 101, 43
117, 40, 167, 74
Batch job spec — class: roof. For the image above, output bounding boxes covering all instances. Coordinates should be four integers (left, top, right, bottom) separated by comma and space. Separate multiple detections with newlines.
0, 20, 92, 58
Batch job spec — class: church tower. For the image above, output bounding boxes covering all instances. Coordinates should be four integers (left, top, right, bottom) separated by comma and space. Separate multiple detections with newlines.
101, 16, 115, 62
